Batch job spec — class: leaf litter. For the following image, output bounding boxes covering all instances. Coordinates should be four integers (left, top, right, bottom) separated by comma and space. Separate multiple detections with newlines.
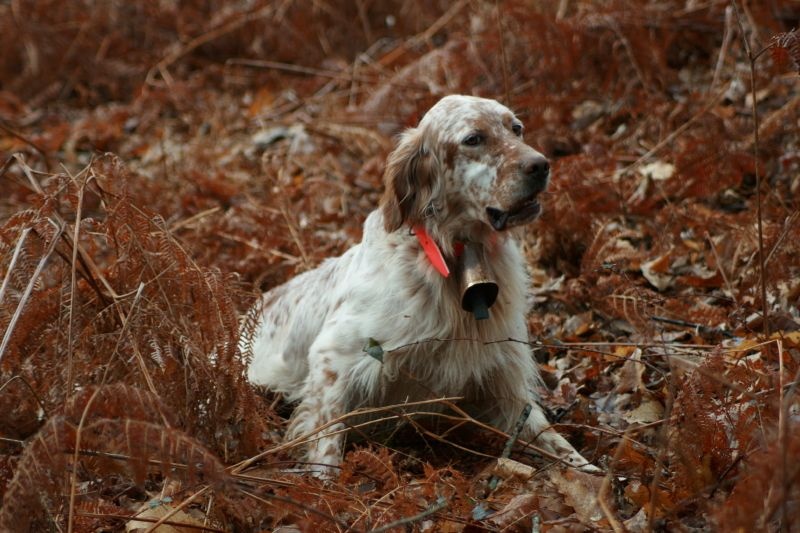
0, 0, 799, 530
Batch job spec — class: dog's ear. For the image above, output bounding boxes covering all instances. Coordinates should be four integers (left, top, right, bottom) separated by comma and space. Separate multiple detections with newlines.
380, 128, 438, 233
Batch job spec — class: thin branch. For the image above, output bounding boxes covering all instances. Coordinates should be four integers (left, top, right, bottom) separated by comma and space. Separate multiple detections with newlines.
370, 495, 448, 533
146, 4, 277, 86
0, 219, 63, 365
67, 387, 103, 533
731, 0, 769, 338
494, 0, 511, 107
227, 58, 424, 90
488, 404, 531, 491
0, 375, 48, 419
619, 84, 727, 176
78, 512, 223, 532
143, 486, 211, 533
0, 123, 50, 170
598, 432, 627, 533
236, 487, 360, 532
66, 176, 86, 400
229, 397, 463, 474
0, 227, 31, 308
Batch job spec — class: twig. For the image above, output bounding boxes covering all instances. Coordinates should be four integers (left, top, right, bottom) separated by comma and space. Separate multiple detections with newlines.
169, 206, 221, 232
619, 84, 728, 176
227, 58, 424, 90
66, 176, 85, 400
279, 201, 311, 271
494, 0, 511, 106
705, 230, 738, 306
15, 155, 118, 303
369, 495, 448, 533
229, 397, 463, 474
100, 282, 146, 386
598, 433, 627, 533
765, 211, 799, 267
556, 0, 570, 20
376, 0, 469, 67
147, 4, 276, 85
396, 413, 498, 460
355, 0, 373, 45
488, 404, 531, 491
0, 122, 50, 170
236, 487, 361, 532
68, 387, 103, 533
777, 339, 788, 533
710, 5, 735, 93
650, 315, 734, 339
0, 219, 63, 366
0, 227, 31, 308
0, 375, 48, 419
732, 0, 769, 338
76, 512, 223, 532
646, 365, 676, 533
0, 156, 13, 180
144, 486, 211, 533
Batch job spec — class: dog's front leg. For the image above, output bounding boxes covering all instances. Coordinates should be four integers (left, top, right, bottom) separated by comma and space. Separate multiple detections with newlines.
487, 352, 600, 473
284, 335, 358, 478
521, 406, 600, 473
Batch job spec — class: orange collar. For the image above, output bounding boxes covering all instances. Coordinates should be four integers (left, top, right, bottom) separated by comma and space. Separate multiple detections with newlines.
413, 225, 464, 277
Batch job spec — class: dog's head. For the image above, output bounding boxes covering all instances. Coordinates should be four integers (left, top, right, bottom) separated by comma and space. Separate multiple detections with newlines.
381, 95, 550, 240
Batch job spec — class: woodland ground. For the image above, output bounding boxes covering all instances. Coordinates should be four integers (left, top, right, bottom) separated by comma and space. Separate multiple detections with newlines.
0, 1, 799, 531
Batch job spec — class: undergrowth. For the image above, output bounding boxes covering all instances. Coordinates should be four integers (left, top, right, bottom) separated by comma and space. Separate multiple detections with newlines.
1, 0, 798, 530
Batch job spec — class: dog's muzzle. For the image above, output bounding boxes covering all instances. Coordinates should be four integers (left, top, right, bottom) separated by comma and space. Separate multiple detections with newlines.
486, 154, 550, 231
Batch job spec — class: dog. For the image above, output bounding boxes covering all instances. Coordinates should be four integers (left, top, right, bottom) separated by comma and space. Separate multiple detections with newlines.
243, 95, 596, 474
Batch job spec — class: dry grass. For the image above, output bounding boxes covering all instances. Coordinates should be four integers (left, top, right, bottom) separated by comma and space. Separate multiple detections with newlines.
1, 0, 799, 530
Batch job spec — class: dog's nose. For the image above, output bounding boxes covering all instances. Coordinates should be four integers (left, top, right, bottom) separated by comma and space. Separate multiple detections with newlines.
522, 155, 550, 180
521, 155, 550, 189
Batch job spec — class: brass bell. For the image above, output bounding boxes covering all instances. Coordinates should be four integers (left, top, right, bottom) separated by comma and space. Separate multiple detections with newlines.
456, 242, 498, 320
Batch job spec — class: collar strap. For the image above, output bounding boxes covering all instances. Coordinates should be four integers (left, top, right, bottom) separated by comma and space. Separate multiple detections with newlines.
413, 225, 464, 277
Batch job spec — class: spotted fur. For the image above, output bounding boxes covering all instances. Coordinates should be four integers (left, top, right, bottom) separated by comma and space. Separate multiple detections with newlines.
243, 95, 596, 475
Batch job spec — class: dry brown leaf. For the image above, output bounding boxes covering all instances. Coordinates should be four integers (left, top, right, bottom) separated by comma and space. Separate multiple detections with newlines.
641, 252, 674, 291
549, 469, 606, 526
487, 494, 539, 531
126, 502, 205, 532
493, 457, 536, 481
622, 396, 664, 425
613, 348, 645, 394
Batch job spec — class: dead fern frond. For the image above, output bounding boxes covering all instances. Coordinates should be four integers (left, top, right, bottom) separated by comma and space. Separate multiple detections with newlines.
0, 416, 74, 531
773, 29, 800, 74
671, 354, 773, 505
716, 422, 800, 530
0, 407, 229, 531
339, 446, 399, 493
63, 383, 175, 428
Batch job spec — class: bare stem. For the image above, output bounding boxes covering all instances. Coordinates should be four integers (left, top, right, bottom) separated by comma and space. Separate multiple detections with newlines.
732, 0, 769, 338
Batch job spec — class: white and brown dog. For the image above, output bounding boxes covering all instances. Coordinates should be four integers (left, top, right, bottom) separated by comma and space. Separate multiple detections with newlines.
243, 95, 595, 474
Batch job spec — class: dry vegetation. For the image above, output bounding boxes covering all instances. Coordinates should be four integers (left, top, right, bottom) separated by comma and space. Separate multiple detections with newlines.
0, 0, 799, 531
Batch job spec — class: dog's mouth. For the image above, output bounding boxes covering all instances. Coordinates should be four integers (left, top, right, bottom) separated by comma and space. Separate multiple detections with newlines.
486, 197, 542, 231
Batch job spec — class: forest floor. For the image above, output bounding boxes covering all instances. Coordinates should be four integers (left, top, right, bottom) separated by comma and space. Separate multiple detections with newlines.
1, 1, 799, 531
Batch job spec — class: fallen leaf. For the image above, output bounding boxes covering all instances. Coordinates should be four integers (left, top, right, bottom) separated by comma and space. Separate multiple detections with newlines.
622, 396, 664, 425
639, 161, 675, 181
641, 252, 674, 291
126, 502, 204, 532
493, 457, 536, 481
486, 494, 539, 531
549, 469, 606, 526
613, 348, 645, 394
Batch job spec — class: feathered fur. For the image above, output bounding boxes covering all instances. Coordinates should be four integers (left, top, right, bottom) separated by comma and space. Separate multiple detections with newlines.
243, 95, 596, 474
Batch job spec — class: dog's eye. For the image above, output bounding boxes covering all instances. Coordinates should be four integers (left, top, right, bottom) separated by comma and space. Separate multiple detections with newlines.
462, 133, 484, 146
512, 123, 523, 136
